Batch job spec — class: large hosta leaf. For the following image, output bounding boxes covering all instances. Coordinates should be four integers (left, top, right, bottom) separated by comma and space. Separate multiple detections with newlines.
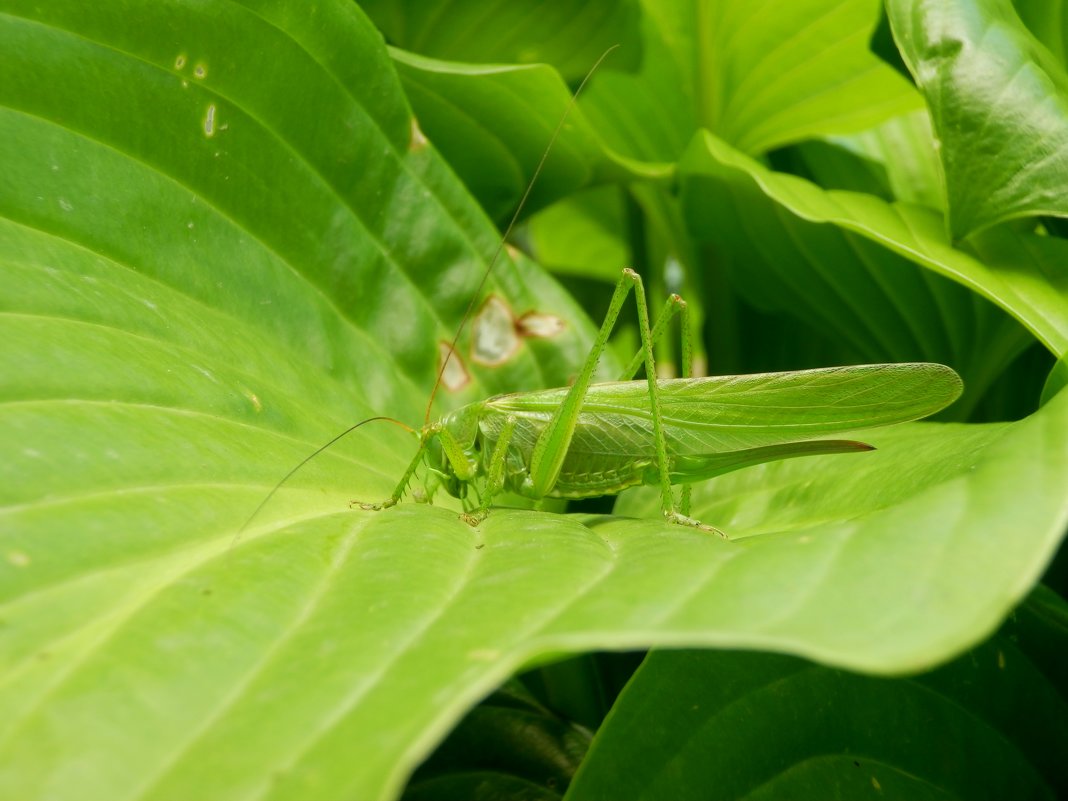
888, 0, 1068, 239
614, 393, 1068, 672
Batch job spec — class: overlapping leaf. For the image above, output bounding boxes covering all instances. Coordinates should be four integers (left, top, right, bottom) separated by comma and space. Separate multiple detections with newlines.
389, 49, 611, 223
0, 1, 599, 798
359, 0, 644, 82
680, 132, 1068, 379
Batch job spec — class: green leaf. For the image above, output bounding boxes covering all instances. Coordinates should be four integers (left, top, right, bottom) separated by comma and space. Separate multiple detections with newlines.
565, 588, 1068, 800
612, 387, 1068, 670
526, 187, 630, 283
0, 2, 600, 799
359, 0, 644, 82
887, 0, 1068, 239
577, 0, 920, 166
680, 131, 1068, 371
389, 49, 611, 224
1013, 0, 1068, 64
826, 109, 946, 211
1041, 357, 1068, 406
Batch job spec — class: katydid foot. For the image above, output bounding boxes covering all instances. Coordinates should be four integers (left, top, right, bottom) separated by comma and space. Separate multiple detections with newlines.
460, 510, 487, 527
353, 498, 398, 512
665, 510, 729, 539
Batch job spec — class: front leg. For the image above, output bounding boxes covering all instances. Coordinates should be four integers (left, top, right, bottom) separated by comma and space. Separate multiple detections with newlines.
461, 415, 517, 526
354, 427, 434, 511
527, 269, 639, 498
525, 269, 720, 533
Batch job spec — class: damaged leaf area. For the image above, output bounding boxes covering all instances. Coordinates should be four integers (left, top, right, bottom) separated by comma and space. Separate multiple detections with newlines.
469, 294, 566, 369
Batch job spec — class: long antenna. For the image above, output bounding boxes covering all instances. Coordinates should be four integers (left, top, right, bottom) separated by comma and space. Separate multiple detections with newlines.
234, 415, 414, 545
423, 45, 619, 426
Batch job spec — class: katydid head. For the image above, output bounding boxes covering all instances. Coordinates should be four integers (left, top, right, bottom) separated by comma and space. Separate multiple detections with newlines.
424, 403, 485, 501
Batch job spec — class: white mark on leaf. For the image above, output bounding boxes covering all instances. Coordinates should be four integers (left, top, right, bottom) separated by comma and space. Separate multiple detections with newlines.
516, 311, 565, 339
204, 104, 216, 137
438, 341, 470, 392
471, 296, 520, 366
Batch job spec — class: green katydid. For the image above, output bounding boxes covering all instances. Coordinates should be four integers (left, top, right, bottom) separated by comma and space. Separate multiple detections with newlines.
354, 265, 962, 536
244, 49, 963, 539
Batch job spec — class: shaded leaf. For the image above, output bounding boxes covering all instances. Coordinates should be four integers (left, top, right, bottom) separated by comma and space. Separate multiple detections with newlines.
566, 588, 1068, 800
403, 682, 590, 801
360, 0, 644, 82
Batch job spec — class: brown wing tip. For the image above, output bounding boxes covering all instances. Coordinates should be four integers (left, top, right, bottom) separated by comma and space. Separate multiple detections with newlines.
844, 440, 876, 452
